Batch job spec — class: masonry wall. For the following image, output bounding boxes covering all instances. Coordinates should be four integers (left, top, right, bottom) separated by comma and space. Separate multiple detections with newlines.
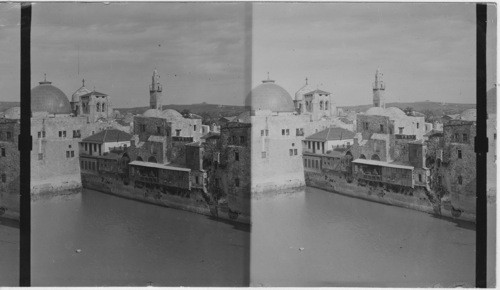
0, 119, 20, 219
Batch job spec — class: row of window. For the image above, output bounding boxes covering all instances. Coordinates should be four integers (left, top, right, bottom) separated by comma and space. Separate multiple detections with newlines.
96, 102, 107, 112
260, 128, 305, 137
453, 133, 469, 143
289, 148, 298, 156
0, 131, 13, 140
66, 150, 75, 158
230, 135, 246, 144
81, 160, 97, 171
304, 158, 320, 169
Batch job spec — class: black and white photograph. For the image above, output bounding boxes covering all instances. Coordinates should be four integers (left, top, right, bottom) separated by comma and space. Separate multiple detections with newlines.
0, 1, 496, 287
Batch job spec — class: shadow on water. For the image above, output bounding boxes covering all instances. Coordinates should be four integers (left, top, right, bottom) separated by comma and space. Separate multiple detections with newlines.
429, 213, 476, 231
0, 217, 19, 229
206, 216, 251, 232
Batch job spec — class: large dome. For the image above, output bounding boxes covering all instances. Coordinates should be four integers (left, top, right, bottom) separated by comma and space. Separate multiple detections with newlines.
31, 80, 72, 114
245, 79, 295, 112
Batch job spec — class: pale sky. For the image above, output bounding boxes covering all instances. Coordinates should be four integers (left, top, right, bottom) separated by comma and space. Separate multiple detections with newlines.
0, 2, 496, 108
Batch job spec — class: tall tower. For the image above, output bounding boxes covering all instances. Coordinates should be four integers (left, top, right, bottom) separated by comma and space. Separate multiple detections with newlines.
372, 68, 385, 108
149, 69, 163, 110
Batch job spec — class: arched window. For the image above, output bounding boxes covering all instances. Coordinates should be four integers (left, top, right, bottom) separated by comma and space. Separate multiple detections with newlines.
320, 101, 324, 110
458, 175, 462, 185
325, 101, 329, 109
96, 103, 100, 112
371, 154, 380, 161
102, 103, 106, 112
359, 154, 366, 159
148, 156, 157, 163
136, 156, 143, 161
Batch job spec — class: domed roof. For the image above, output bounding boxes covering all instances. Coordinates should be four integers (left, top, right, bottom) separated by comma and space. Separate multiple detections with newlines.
31, 80, 72, 114
71, 82, 91, 102
245, 79, 295, 112
366, 106, 407, 119
295, 78, 314, 101
459, 109, 476, 121
142, 108, 162, 118
4, 106, 20, 119
160, 109, 183, 121
142, 108, 184, 121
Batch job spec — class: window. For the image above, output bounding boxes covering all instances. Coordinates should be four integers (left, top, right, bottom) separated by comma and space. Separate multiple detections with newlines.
6, 132, 11, 139
157, 126, 161, 134
194, 125, 197, 132
1, 148, 5, 157
418, 174, 422, 182
265, 130, 269, 136
261, 130, 264, 136
458, 175, 463, 185
38, 131, 41, 138
1, 174, 5, 183
294, 149, 298, 155
85, 143, 88, 151
38, 153, 43, 160
140, 124, 146, 132
417, 123, 420, 129
195, 176, 199, 184
282, 129, 285, 136
43, 131, 46, 138
289, 149, 293, 156
71, 151, 75, 157
454, 133, 459, 141
399, 127, 404, 134
261, 152, 266, 158
66, 151, 70, 158
363, 122, 369, 130
463, 134, 468, 142
380, 124, 384, 132
458, 149, 462, 159
235, 178, 240, 187
176, 129, 181, 137
240, 136, 245, 143
235, 152, 239, 161
59, 131, 62, 137
286, 129, 290, 135
96, 103, 100, 112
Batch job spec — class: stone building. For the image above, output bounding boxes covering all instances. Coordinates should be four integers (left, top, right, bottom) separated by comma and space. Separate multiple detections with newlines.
247, 77, 307, 193
303, 127, 355, 155
0, 118, 20, 219
70, 79, 114, 123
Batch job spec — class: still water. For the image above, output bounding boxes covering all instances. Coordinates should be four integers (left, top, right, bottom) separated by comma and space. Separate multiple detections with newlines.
251, 187, 492, 287
31, 187, 494, 287
32, 189, 250, 286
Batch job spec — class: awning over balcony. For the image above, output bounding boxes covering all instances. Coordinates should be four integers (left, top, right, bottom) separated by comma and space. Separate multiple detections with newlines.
129, 161, 191, 172
352, 159, 414, 170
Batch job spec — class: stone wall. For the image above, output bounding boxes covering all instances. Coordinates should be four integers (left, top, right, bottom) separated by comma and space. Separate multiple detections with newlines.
0, 119, 20, 219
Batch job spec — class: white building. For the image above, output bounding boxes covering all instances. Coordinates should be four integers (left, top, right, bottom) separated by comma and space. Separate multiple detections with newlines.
303, 127, 355, 155
246, 77, 308, 193
80, 129, 132, 156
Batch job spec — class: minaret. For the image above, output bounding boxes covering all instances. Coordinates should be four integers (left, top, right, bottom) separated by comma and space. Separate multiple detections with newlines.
149, 69, 163, 110
372, 68, 385, 108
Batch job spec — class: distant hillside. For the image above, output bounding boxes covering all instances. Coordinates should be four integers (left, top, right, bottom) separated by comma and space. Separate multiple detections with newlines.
341, 101, 476, 117
116, 103, 249, 117
0, 102, 19, 112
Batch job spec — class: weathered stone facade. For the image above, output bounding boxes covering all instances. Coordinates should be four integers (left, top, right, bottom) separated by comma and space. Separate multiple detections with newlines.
0, 119, 20, 219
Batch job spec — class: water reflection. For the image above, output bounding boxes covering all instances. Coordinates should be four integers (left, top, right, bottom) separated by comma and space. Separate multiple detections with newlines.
32, 189, 249, 286
251, 187, 477, 287
0, 218, 19, 286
